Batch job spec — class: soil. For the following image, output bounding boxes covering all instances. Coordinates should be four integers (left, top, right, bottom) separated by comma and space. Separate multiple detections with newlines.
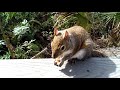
95, 47, 120, 58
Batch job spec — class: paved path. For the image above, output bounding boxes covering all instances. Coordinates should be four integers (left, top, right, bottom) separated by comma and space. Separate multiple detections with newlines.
0, 57, 120, 78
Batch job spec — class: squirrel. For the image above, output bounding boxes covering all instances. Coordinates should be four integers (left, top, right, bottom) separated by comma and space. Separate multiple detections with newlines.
51, 25, 106, 67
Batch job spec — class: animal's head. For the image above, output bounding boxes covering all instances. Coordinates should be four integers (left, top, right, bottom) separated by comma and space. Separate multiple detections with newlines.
51, 28, 72, 67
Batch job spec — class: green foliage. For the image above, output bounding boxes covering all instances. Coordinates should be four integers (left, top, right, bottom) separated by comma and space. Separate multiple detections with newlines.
73, 12, 92, 30
0, 40, 5, 46
0, 12, 54, 59
89, 12, 120, 35
0, 12, 119, 59
13, 19, 29, 36
53, 12, 92, 30
0, 52, 10, 59
0, 40, 7, 56
15, 40, 40, 59
12, 19, 30, 45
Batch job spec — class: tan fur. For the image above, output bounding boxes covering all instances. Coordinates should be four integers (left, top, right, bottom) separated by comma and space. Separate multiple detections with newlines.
51, 25, 94, 67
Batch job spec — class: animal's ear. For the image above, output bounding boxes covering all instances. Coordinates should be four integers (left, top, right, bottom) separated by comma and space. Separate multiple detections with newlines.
63, 30, 69, 39
54, 27, 58, 36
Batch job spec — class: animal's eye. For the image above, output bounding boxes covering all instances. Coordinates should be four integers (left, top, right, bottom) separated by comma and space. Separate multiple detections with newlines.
61, 45, 65, 51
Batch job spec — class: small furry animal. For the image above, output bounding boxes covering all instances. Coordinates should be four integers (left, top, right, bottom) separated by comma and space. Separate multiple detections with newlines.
51, 25, 95, 67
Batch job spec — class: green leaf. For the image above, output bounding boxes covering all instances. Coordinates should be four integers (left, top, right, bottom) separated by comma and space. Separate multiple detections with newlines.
0, 52, 10, 59
75, 12, 92, 30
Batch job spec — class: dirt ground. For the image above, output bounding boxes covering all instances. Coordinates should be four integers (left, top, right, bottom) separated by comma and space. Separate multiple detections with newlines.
96, 47, 120, 58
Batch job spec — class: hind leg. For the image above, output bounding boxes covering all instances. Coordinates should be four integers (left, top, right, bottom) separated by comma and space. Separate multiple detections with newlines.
68, 48, 88, 65
68, 38, 93, 64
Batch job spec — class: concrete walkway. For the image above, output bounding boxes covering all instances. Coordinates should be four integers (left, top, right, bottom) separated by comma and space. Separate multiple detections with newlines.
0, 57, 120, 78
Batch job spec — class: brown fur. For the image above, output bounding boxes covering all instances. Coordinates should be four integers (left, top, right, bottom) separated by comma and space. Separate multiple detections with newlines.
51, 25, 94, 67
